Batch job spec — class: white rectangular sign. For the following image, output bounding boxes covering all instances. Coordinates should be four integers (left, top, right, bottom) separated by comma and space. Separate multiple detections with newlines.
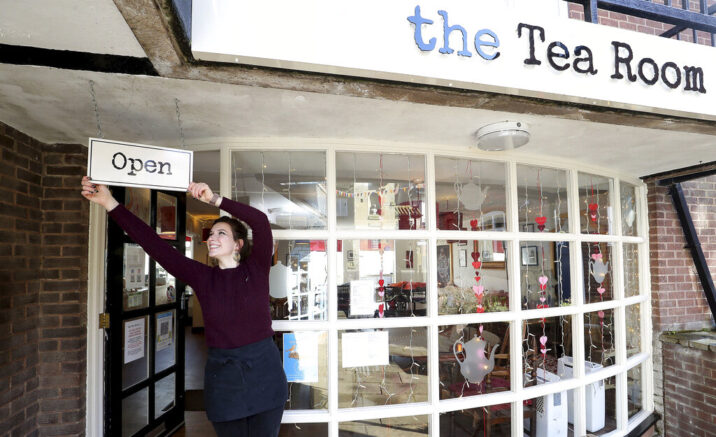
88, 138, 193, 191
124, 318, 145, 364
342, 331, 389, 368
192, 0, 715, 120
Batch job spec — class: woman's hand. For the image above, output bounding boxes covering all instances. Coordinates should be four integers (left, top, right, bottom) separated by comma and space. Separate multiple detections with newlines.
81, 176, 119, 211
188, 182, 215, 204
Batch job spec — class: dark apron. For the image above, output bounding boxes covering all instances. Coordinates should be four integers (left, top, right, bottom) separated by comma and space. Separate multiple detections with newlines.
204, 337, 288, 422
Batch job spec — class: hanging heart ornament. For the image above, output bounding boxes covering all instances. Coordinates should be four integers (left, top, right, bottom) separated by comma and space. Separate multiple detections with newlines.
470, 219, 479, 231
535, 216, 547, 232
538, 275, 548, 291
588, 203, 599, 222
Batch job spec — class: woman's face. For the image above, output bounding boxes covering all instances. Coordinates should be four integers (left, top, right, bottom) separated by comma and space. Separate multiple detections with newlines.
207, 222, 242, 259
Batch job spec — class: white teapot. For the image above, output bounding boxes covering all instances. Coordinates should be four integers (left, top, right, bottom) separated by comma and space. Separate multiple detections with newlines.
453, 336, 499, 384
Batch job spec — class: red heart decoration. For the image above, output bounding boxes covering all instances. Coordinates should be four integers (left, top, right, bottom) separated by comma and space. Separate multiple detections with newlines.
588, 203, 598, 212
469, 219, 478, 229
538, 224, 546, 231
378, 303, 384, 317
473, 262, 482, 269
474, 276, 481, 282
378, 279, 384, 286
539, 284, 547, 291
475, 306, 485, 313
535, 216, 547, 225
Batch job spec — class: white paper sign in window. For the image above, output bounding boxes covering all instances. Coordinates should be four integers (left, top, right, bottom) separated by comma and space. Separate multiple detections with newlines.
342, 331, 389, 368
124, 318, 145, 364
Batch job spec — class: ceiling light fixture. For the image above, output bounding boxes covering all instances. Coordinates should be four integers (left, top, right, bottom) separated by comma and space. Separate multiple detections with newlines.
475, 121, 530, 151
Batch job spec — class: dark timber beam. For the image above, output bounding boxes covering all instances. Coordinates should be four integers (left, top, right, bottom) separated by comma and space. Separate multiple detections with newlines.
660, 4, 716, 38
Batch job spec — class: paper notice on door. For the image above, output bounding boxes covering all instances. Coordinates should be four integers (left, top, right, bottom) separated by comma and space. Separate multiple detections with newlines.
125, 246, 145, 290
342, 331, 389, 368
156, 312, 173, 352
283, 332, 319, 383
349, 280, 376, 316
124, 318, 145, 364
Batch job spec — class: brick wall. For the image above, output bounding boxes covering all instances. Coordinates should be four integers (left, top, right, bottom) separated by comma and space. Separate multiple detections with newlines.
661, 340, 716, 437
568, 1, 716, 45
0, 121, 88, 437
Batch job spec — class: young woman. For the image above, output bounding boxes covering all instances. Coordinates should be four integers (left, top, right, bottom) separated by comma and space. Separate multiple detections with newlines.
81, 177, 288, 437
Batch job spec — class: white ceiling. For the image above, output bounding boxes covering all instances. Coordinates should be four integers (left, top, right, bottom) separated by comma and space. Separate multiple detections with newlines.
0, 0, 146, 57
0, 63, 714, 180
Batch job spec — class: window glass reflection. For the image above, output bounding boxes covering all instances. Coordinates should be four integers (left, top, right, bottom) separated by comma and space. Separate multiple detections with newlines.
628, 365, 643, 420
337, 240, 427, 318
438, 239, 508, 314
231, 150, 327, 230
339, 415, 428, 436
439, 323, 510, 400
123, 244, 149, 311
279, 423, 328, 436
517, 164, 569, 233
273, 331, 328, 410
523, 317, 573, 388
271, 240, 327, 320
621, 182, 639, 236
157, 192, 177, 238
435, 157, 507, 231
584, 309, 616, 370
623, 243, 639, 298
441, 406, 511, 437
338, 328, 428, 408
521, 241, 571, 309
582, 242, 614, 304
626, 304, 641, 358
336, 152, 426, 230
578, 172, 613, 235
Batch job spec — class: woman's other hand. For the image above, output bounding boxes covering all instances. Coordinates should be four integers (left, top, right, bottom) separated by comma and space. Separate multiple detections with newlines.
81, 176, 119, 211
188, 182, 215, 204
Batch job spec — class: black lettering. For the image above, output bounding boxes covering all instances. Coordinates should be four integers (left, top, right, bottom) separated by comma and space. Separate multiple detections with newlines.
158, 161, 172, 175
611, 41, 637, 82
547, 41, 570, 71
145, 160, 157, 173
127, 158, 143, 176
638, 58, 659, 85
517, 23, 545, 66
573, 45, 598, 75
660, 62, 681, 89
112, 152, 126, 170
683, 66, 706, 93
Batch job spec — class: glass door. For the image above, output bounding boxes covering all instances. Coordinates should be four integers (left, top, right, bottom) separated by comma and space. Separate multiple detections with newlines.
104, 187, 187, 437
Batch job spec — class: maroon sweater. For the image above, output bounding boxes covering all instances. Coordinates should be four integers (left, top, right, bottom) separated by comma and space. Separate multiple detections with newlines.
109, 197, 274, 349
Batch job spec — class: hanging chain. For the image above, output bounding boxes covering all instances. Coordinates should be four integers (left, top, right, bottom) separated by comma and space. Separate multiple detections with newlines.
88, 80, 103, 138
175, 98, 186, 149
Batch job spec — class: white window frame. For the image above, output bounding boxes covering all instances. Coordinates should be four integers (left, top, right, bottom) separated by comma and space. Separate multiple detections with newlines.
218, 139, 653, 436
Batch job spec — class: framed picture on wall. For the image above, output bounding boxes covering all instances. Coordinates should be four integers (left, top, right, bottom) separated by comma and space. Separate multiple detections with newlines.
459, 249, 467, 267
521, 246, 538, 266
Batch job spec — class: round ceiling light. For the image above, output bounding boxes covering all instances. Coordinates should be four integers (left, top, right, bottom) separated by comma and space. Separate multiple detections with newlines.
475, 121, 530, 151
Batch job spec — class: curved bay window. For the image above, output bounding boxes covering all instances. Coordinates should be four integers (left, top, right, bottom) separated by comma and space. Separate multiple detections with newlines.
227, 147, 651, 437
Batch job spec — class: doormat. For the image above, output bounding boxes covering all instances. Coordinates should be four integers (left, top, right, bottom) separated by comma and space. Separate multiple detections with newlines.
184, 390, 205, 411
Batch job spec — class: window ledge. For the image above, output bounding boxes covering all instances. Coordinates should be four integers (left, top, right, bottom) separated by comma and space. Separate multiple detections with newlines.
660, 329, 716, 352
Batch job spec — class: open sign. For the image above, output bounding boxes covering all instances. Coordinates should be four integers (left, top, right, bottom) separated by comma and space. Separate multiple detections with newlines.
87, 138, 193, 192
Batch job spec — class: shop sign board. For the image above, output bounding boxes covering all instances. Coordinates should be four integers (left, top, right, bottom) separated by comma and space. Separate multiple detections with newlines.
87, 138, 193, 191
192, 0, 715, 120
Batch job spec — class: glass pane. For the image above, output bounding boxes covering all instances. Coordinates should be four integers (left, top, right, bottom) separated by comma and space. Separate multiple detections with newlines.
157, 192, 177, 238
626, 304, 641, 358
338, 327, 428, 408
336, 152, 426, 230
517, 164, 569, 233
122, 387, 148, 437
122, 316, 149, 389
523, 317, 573, 388
338, 240, 427, 318
627, 364, 643, 420
582, 242, 614, 304
279, 423, 328, 436
620, 182, 639, 236
438, 322, 510, 399
441, 405, 511, 436
438, 239, 508, 314
274, 331, 328, 410
584, 309, 616, 369
623, 243, 640, 298
272, 240, 327, 320
155, 310, 176, 373
521, 241, 571, 309
123, 243, 149, 311
155, 263, 176, 306
125, 187, 151, 226
563, 376, 615, 434
339, 415, 429, 436
435, 157, 507, 231
578, 172, 613, 235
231, 150, 327, 230
154, 372, 175, 419
523, 395, 573, 437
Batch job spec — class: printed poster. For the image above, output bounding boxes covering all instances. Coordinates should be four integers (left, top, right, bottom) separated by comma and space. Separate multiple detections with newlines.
156, 312, 173, 352
125, 246, 145, 290
349, 280, 375, 316
124, 318, 145, 364
283, 332, 319, 383
342, 331, 389, 368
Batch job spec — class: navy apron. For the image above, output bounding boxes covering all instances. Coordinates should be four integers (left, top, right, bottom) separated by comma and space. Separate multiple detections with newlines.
204, 337, 288, 422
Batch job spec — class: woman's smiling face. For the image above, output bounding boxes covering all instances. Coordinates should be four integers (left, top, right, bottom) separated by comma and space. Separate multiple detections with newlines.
207, 222, 240, 259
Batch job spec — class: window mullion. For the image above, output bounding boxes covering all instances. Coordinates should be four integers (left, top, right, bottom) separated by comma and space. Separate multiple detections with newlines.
425, 151, 441, 437
326, 146, 339, 437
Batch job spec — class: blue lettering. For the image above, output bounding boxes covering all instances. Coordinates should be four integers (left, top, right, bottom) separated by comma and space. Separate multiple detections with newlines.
474, 29, 500, 60
407, 5, 436, 51
438, 10, 471, 57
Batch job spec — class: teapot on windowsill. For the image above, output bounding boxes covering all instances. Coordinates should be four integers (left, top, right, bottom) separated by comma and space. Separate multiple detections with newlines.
453, 336, 499, 384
